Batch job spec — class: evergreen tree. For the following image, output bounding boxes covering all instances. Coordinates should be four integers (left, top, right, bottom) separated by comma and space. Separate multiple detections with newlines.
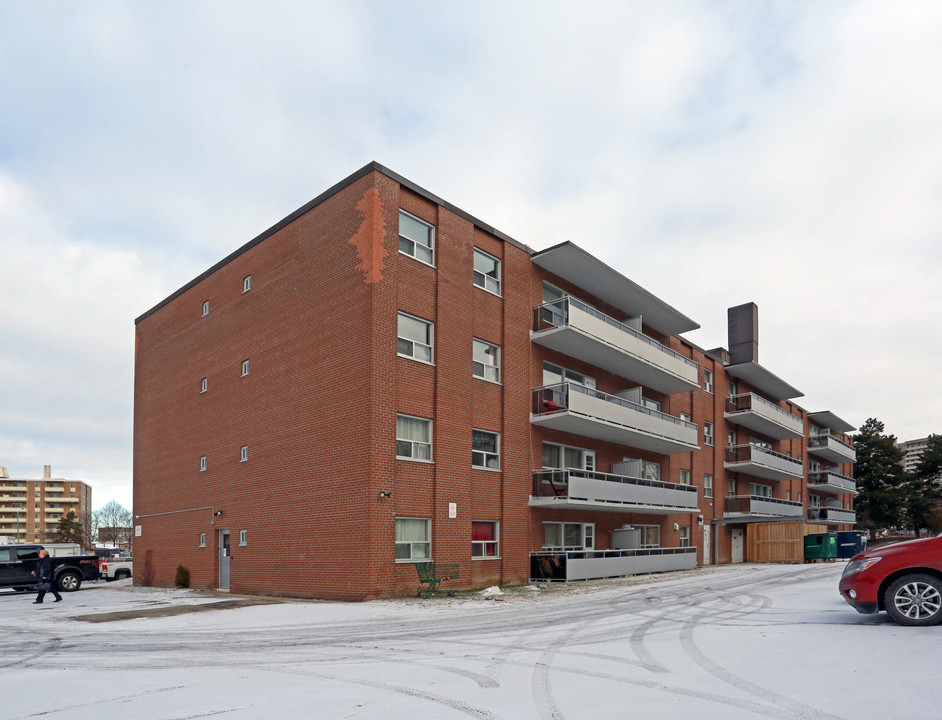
909, 434, 942, 536
853, 418, 908, 533
52, 510, 85, 545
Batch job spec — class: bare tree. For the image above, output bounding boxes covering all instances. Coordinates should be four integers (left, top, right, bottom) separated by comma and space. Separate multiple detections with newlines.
94, 500, 133, 547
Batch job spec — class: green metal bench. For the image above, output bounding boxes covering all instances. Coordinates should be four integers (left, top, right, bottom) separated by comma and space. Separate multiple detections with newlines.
415, 562, 460, 598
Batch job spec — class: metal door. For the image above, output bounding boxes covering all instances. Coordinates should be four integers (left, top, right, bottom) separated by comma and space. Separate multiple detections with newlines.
702, 525, 711, 565
731, 528, 744, 564
218, 529, 230, 589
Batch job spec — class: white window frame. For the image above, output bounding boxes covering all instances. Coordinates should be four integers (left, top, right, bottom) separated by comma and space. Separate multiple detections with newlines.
202, 301, 209, 317
728, 478, 737, 496
728, 430, 737, 447
704, 473, 713, 498
395, 517, 431, 562
679, 526, 691, 548
398, 210, 435, 266
473, 248, 501, 295
473, 339, 501, 383
543, 361, 595, 389
680, 412, 692, 423
541, 442, 595, 471
243, 275, 252, 293
241, 359, 250, 377
542, 522, 595, 551
750, 482, 772, 498
472, 430, 500, 470
704, 369, 714, 394
637, 525, 660, 549
397, 312, 434, 363
199, 532, 206, 548
199, 456, 207, 472
471, 520, 500, 559
396, 414, 432, 462
704, 422, 714, 446
679, 469, 691, 485
240, 445, 248, 463
728, 380, 737, 397
200, 377, 208, 393
239, 529, 248, 546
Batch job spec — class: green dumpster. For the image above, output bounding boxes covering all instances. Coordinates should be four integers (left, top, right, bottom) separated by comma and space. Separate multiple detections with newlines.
804, 532, 837, 562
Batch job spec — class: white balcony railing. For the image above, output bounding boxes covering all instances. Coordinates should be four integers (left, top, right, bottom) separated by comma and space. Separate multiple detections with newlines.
808, 470, 857, 495
808, 507, 857, 524
531, 547, 697, 582
725, 393, 804, 439
724, 444, 804, 481
724, 495, 804, 518
532, 297, 699, 395
808, 434, 857, 463
531, 469, 699, 514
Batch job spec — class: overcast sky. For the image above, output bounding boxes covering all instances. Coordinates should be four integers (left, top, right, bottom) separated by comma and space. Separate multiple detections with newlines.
2, 1, 940, 510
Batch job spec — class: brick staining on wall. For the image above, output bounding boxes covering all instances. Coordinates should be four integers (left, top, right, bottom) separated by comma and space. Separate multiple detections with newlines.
133, 162, 857, 600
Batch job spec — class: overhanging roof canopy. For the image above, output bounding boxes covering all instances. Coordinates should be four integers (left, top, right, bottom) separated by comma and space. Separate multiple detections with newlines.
725, 361, 803, 400
808, 411, 855, 434
530, 242, 700, 337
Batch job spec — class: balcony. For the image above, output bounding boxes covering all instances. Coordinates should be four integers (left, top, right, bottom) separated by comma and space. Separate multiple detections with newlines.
808, 470, 857, 495
807, 506, 857, 525
808, 434, 857, 463
531, 298, 699, 395
724, 444, 804, 481
532, 383, 699, 455
724, 495, 804, 519
60, 496, 81, 503
530, 547, 697, 582
530, 469, 699, 514
725, 393, 804, 439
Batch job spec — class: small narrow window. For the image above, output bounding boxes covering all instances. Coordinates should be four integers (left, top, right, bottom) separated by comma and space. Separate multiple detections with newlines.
679, 469, 691, 485
704, 422, 714, 446
473, 248, 501, 295
704, 473, 714, 498
199, 532, 206, 548
240, 445, 248, 462
704, 369, 714, 394
239, 529, 248, 546
199, 456, 207, 472
241, 359, 250, 377
679, 527, 691, 548
202, 301, 210, 317
243, 275, 252, 293
200, 377, 208, 393
473, 339, 501, 383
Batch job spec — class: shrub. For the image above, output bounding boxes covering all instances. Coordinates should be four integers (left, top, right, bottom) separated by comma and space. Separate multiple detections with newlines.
175, 564, 191, 588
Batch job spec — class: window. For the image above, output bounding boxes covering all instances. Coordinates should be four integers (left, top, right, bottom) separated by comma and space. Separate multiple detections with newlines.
202, 301, 209, 317
472, 430, 500, 470
750, 482, 772, 498
473, 339, 500, 383
704, 473, 713, 498
243, 275, 252, 293
728, 430, 737, 447
473, 248, 501, 295
199, 456, 207, 472
395, 517, 430, 561
241, 360, 250, 377
704, 369, 714, 394
679, 526, 691, 548
679, 469, 691, 485
397, 312, 433, 363
704, 422, 714, 446
200, 377, 208, 393
240, 445, 248, 462
680, 412, 692, 423
642, 461, 661, 482
728, 478, 737, 496
543, 522, 595, 550
542, 443, 595, 471
638, 525, 660, 548
199, 533, 206, 548
472, 521, 499, 558
399, 211, 434, 265
543, 362, 595, 389
396, 414, 432, 461
728, 380, 737, 397
239, 529, 248, 546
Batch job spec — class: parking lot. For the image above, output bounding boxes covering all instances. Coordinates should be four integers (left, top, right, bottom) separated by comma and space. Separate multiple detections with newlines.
1, 562, 937, 719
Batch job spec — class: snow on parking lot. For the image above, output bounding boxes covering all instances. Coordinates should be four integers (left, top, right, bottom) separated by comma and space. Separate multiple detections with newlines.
0, 563, 938, 720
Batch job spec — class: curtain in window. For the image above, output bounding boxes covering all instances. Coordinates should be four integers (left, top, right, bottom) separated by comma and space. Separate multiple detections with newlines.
542, 443, 561, 468
396, 518, 428, 542
472, 521, 495, 542
397, 415, 429, 443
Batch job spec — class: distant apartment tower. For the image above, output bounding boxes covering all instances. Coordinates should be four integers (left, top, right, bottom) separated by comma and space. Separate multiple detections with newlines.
899, 437, 929, 473
0, 465, 93, 544
133, 162, 857, 600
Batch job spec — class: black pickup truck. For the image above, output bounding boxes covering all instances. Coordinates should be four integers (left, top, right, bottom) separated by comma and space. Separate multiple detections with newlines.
0, 545, 100, 592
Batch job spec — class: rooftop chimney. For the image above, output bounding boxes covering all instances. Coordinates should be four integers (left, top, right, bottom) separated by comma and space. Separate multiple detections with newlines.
43, 465, 52, 479
0, 466, 8, 478
728, 303, 759, 365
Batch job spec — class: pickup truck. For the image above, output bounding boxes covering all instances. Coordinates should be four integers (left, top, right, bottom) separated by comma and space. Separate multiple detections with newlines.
99, 556, 132, 581
0, 544, 100, 592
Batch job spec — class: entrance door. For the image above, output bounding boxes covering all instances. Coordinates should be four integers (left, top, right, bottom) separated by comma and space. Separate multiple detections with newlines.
731, 528, 745, 564
702, 525, 711, 566
218, 529, 230, 590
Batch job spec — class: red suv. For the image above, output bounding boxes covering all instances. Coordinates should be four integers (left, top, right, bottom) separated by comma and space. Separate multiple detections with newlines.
840, 534, 942, 626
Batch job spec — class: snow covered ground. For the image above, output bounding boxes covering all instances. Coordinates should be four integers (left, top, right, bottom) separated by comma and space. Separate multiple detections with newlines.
1, 563, 937, 719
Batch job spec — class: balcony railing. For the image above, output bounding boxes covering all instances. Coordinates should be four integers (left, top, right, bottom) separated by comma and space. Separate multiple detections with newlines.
532, 297, 699, 394
808, 434, 857, 463
724, 495, 804, 518
724, 393, 804, 439
531, 468, 699, 514
807, 507, 857, 524
531, 382, 699, 454
724, 444, 804, 481
808, 470, 857, 495
530, 547, 697, 582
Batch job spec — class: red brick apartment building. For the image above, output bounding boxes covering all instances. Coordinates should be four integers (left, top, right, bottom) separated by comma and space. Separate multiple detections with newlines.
133, 162, 856, 600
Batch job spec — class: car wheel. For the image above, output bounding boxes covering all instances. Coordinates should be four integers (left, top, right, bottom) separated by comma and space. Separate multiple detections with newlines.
115, 570, 131, 580
57, 571, 82, 593
884, 574, 942, 626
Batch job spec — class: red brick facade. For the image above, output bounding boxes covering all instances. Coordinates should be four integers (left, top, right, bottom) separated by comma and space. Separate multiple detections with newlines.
133, 163, 856, 600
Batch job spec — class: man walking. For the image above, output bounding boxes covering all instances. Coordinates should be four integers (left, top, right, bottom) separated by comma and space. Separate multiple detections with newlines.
31, 550, 63, 604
